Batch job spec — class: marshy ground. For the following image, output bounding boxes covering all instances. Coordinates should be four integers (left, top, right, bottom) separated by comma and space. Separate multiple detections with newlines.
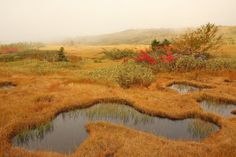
0, 44, 236, 157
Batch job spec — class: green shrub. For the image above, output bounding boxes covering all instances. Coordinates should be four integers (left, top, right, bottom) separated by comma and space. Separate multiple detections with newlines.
103, 48, 137, 60
88, 65, 120, 83
151, 39, 171, 50
117, 63, 155, 88
57, 47, 68, 62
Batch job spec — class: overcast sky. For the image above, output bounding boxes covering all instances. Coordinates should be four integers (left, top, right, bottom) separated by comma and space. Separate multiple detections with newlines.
0, 0, 236, 43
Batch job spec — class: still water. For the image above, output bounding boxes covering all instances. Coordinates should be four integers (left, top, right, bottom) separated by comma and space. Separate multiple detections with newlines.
12, 103, 219, 154
169, 84, 200, 94
200, 100, 236, 117
0, 82, 16, 90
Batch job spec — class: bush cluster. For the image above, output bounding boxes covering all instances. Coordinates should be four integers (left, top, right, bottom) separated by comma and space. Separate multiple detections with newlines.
88, 62, 155, 88
103, 48, 137, 60
117, 63, 154, 88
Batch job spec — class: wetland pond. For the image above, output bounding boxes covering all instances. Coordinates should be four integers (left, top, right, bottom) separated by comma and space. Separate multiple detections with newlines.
12, 103, 219, 154
200, 100, 236, 117
0, 82, 16, 90
169, 84, 201, 94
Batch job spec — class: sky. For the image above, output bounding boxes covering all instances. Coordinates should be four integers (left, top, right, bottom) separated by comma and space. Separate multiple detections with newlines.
0, 0, 236, 43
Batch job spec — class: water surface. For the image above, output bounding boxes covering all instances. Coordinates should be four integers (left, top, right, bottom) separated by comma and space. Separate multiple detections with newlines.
12, 103, 219, 153
200, 100, 236, 117
0, 82, 16, 90
169, 84, 200, 94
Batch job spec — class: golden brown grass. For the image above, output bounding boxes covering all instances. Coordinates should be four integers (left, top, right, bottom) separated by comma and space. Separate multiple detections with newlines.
217, 45, 236, 58
1, 71, 236, 157
0, 44, 236, 157
41, 44, 148, 58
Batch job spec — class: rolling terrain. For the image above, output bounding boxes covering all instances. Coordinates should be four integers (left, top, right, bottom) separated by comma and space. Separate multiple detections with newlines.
67, 26, 236, 45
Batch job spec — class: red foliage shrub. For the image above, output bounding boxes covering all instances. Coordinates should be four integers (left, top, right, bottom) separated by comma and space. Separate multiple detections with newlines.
135, 49, 176, 65
159, 51, 175, 63
135, 51, 157, 65
1, 47, 18, 54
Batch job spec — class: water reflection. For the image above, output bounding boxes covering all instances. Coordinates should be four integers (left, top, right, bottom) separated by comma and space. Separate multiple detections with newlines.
12, 103, 219, 153
200, 100, 236, 117
169, 84, 200, 94
188, 119, 218, 139
15, 123, 54, 146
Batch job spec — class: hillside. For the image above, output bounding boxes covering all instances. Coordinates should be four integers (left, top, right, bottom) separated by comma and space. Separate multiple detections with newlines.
65, 26, 236, 45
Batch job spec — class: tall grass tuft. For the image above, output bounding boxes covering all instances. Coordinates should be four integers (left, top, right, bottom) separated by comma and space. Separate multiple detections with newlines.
103, 48, 137, 60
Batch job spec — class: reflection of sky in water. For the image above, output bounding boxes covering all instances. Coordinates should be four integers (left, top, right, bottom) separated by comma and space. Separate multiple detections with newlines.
12, 103, 219, 154
200, 100, 236, 117
169, 84, 200, 94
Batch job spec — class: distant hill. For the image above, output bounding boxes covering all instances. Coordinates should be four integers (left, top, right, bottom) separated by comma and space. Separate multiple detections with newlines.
65, 26, 236, 45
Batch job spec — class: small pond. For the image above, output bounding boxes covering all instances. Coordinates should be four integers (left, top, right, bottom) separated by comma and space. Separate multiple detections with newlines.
200, 100, 236, 117
169, 84, 201, 94
0, 82, 16, 90
12, 103, 219, 154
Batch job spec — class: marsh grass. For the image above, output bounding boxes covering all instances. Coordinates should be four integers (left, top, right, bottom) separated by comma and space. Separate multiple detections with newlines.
1, 44, 236, 157
14, 122, 53, 145
0, 50, 59, 62
0, 60, 82, 75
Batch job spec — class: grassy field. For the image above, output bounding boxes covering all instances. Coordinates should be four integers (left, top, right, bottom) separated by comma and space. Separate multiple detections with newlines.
0, 43, 236, 157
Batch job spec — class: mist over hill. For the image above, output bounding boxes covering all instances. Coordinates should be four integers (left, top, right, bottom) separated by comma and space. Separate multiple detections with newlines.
64, 26, 236, 45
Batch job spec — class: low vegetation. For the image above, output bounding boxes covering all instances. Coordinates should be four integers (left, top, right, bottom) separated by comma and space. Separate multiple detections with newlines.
0, 60, 81, 75
0, 50, 59, 62
0, 43, 70, 62
88, 62, 154, 88
116, 63, 154, 88
0, 42, 44, 54
129, 23, 236, 73
102, 48, 137, 60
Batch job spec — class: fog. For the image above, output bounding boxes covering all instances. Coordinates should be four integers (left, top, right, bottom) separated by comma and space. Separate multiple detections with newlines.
0, 0, 236, 43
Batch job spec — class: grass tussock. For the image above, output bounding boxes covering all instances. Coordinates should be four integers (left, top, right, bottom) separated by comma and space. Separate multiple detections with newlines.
102, 48, 137, 60
88, 62, 155, 88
